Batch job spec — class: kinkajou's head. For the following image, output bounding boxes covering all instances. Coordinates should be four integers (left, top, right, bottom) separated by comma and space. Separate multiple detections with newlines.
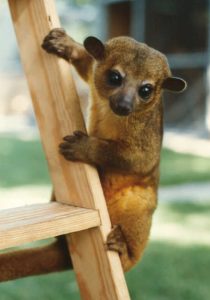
84, 36, 187, 117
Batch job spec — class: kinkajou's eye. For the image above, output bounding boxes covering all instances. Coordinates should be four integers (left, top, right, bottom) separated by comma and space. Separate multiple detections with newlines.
138, 84, 154, 101
107, 70, 123, 87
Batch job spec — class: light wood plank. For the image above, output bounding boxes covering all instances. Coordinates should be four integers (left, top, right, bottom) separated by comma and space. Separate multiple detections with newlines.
8, 0, 130, 299
0, 203, 100, 250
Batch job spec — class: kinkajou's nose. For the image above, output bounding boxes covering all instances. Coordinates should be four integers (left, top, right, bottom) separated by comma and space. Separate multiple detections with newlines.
116, 100, 133, 116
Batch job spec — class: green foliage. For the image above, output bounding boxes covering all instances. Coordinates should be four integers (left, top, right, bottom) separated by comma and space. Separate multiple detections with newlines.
0, 146, 210, 300
0, 271, 80, 300
0, 243, 209, 300
0, 137, 50, 187
0, 137, 210, 187
165, 202, 210, 216
126, 242, 210, 300
160, 148, 210, 186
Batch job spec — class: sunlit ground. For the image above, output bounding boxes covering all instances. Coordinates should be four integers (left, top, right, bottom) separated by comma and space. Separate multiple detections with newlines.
163, 130, 210, 158
152, 202, 210, 246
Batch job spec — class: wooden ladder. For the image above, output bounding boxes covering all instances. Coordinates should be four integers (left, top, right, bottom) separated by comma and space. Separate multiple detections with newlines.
0, 0, 130, 299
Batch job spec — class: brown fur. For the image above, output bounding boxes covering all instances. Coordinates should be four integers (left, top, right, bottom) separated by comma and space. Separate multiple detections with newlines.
49, 30, 185, 271
0, 29, 186, 281
0, 237, 71, 282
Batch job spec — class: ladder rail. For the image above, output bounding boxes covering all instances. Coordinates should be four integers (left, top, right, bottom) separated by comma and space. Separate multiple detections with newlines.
8, 0, 130, 299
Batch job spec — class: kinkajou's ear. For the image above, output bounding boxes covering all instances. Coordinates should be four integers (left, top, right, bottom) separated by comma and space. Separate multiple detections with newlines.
162, 77, 187, 93
83, 36, 105, 60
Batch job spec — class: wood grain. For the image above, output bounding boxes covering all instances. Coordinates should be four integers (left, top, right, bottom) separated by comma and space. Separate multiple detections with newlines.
8, 0, 130, 299
0, 203, 100, 250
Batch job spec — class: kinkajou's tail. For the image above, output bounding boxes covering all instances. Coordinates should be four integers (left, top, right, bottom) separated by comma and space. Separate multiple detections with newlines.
0, 236, 72, 282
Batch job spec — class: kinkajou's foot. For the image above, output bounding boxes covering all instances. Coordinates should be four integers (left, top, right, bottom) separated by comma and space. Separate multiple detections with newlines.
106, 225, 128, 256
106, 225, 137, 271
42, 28, 76, 61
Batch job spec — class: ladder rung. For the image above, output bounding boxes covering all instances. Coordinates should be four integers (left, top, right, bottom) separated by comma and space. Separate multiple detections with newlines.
0, 202, 100, 250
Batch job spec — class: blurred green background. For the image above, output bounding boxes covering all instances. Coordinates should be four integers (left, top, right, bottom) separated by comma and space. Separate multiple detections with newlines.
1, 137, 210, 187
0, 137, 210, 300
1, 0, 210, 299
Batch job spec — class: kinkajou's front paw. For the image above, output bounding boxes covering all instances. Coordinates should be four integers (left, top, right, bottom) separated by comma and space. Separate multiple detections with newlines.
42, 28, 75, 60
59, 131, 89, 162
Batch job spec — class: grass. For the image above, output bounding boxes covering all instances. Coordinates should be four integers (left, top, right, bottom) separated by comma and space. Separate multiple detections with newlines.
0, 271, 80, 300
0, 137, 50, 187
0, 201, 209, 299
160, 148, 210, 185
126, 242, 210, 300
155, 202, 210, 224
0, 137, 210, 299
0, 242, 209, 300
0, 137, 210, 187
163, 201, 210, 216
126, 200, 210, 300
